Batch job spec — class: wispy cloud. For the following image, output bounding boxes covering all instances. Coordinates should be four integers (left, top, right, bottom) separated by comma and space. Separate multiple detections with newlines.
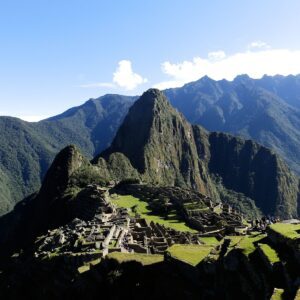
154, 45, 300, 89
80, 60, 147, 91
248, 40, 271, 50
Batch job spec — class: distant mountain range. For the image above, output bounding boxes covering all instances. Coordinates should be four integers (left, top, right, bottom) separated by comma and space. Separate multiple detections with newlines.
165, 74, 300, 175
1, 74, 300, 216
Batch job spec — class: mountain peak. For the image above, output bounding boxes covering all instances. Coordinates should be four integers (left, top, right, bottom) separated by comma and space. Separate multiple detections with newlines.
233, 74, 251, 82
134, 88, 170, 109
99, 88, 175, 170
99, 90, 208, 193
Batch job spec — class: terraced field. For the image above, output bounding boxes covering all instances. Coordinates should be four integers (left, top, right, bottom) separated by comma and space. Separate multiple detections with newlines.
111, 194, 196, 232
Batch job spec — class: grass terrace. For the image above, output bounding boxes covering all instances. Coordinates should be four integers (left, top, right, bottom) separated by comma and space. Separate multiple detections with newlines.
200, 236, 221, 246
227, 236, 244, 248
258, 243, 280, 264
271, 288, 284, 300
269, 223, 300, 240
111, 194, 197, 232
236, 233, 266, 256
167, 244, 213, 266
107, 252, 164, 266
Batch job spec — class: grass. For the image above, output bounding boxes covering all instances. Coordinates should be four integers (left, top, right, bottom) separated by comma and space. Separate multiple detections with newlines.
269, 223, 300, 240
77, 258, 101, 274
236, 233, 266, 256
107, 252, 164, 266
111, 194, 197, 232
167, 244, 213, 266
227, 236, 244, 248
271, 288, 284, 300
77, 265, 90, 274
200, 236, 220, 246
258, 243, 280, 264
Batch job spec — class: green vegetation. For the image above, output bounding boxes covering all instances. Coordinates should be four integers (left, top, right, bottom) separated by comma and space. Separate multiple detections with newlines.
167, 244, 213, 266
2, 79, 300, 221
258, 243, 280, 264
236, 234, 266, 256
213, 175, 263, 219
0, 95, 135, 215
70, 166, 109, 188
269, 223, 300, 240
271, 288, 284, 300
111, 194, 196, 232
77, 265, 90, 274
227, 236, 244, 248
200, 236, 220, 246
107, 252, 164, 266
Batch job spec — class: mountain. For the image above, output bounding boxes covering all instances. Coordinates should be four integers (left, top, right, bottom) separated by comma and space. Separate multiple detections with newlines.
2, 74, 300, 217
1, 90, 300, 300
165, 74, 300, 175
99, 89, 212, 194
0, 95, 135, 215
96, 89, 299, 218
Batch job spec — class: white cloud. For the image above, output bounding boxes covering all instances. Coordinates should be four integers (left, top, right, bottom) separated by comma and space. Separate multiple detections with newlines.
17, 115, 49, 122
248, 41, 271, 50
154, 48, 300, 89
208, 50, 226, 61
80, 60, 147, 91
113, 60, 147, 90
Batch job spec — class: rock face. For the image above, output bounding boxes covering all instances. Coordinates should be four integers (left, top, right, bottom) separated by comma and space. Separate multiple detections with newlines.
99, 89, 300, 218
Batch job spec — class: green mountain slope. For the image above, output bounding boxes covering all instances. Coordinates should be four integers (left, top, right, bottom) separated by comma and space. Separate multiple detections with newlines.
98, 89, 299, 218
0, 95, 135, 215
0, 89, 299, 261
2, 74, 300, 216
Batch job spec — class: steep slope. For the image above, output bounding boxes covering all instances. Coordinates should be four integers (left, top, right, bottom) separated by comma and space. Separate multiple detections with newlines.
165, 74, 300, 175
1, 89, 299, 259
0, 145, 89, 257
0, 95, 135, 215
2, 74, 300, 217
100, 89, 211, 194
206, 132, 299, 217
98, 89, 300, 218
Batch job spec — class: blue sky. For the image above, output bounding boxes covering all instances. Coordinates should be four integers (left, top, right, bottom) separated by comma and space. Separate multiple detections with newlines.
1, 0, 300, 121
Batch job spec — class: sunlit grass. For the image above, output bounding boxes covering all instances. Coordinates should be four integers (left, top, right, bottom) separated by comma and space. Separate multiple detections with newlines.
258, 243, 280, 264
111, 194, 197, 232
107, 252, 164, 265
167, 244, 213, 266
269, 223, 300, 240
200, 236, 221, 246
236, 233, 266, 256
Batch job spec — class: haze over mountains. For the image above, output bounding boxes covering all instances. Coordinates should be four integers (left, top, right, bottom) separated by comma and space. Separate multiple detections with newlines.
1, 74, 300, 216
